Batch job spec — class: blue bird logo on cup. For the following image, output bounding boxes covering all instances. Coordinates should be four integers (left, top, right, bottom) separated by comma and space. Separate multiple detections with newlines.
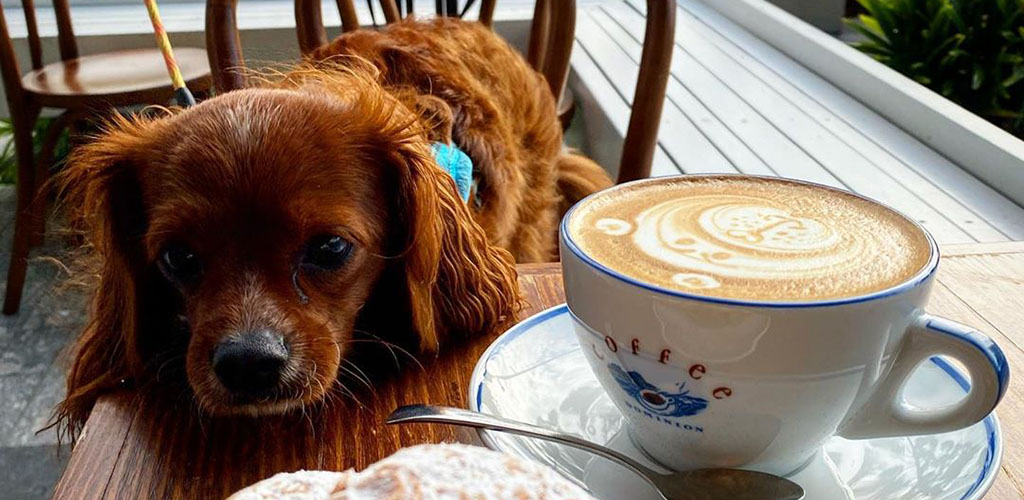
609, 363, 708, 418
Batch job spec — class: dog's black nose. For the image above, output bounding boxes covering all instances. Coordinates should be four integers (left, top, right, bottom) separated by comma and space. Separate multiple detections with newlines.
212, 330, 289, 397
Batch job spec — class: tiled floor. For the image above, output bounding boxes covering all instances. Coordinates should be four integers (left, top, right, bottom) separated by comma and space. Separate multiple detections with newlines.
0, 187, 85, 500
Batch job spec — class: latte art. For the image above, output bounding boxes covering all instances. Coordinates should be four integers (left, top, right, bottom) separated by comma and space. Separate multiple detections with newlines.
699, 203, 838, 251
567, 177, 932, 301
633, 195, 863, 283
671, 273, 720, 290
595, 217, 632, 235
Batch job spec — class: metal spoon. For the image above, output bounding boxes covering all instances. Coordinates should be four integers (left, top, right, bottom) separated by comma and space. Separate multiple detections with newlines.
387, 405, 804, 500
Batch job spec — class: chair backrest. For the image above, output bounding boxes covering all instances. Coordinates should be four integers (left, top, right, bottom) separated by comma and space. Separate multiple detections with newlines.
0, 0, 80, 101
205, 0, 674, 182
293, 1, 506, 67
206, 0, 245, 92
216, 0, 573, 121
619, 0, 673, 183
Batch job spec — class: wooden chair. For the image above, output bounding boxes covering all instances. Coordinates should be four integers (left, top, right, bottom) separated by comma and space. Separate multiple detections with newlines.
206, 0, 673, 180
0, 0, 213, 314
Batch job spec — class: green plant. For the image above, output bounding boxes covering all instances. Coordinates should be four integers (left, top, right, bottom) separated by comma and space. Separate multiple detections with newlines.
0, 117, 71, 184
846, 0, 1024, 137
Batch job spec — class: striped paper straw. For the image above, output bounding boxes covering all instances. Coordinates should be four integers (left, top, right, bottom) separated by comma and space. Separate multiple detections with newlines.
143, 0, 196, 107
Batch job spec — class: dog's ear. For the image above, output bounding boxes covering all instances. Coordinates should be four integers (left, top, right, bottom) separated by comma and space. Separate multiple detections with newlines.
388, 140, 520, 352
411, 95, 454, 144
276, 66, 520, 348
52, 115, 157, 438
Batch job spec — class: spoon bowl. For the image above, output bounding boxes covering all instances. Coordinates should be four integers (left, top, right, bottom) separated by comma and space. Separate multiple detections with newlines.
387, 404, 804, 500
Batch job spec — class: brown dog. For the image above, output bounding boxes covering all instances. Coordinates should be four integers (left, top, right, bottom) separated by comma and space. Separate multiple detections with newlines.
54, 18, 611, 435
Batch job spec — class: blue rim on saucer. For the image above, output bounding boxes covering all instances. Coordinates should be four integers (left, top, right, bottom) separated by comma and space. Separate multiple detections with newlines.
469, 304, 1002, 500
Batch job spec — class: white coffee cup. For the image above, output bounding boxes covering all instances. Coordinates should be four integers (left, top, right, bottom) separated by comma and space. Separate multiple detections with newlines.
559, 175, 1008, 475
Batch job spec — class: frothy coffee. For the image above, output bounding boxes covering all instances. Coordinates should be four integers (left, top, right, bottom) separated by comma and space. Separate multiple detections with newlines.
566, 176, 932, 301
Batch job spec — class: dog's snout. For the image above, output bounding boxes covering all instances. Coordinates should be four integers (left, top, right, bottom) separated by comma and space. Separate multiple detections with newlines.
212, 330, 289, 397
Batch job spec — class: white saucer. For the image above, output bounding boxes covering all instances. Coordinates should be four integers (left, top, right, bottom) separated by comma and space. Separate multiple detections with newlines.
469, 305, 1002, 500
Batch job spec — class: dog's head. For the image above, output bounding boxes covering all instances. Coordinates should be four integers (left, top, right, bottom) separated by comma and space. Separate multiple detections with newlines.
56, 73, 518, 431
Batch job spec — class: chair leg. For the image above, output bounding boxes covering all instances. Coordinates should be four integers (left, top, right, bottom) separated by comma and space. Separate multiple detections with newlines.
4, 105, 42, 315
558, 87, 576, 131
30, 113, 71, 247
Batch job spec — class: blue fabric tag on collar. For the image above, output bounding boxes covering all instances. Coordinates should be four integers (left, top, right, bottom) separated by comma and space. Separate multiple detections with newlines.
431, 142, 473, 203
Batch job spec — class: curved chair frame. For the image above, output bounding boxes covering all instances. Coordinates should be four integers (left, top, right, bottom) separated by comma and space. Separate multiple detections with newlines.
205, 0, 674, 182
0, 0, 211, 314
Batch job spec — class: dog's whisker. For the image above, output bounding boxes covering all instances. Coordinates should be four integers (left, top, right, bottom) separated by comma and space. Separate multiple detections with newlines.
306, 360, 322, 401
306, 359, 337, 411
190, 388, 209, 437
300, 402, 316, 440
152, 353, 186, 382
339, 361, 374, 393
332, 381, 367, 410
346, 331, 424, 371
345, 338, 400, 371
340, 357, 374, 390
315, 377, 330, 405
302, 363, 315, 393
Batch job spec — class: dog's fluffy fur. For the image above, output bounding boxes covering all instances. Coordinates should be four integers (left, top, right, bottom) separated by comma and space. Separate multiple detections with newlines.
53, 18, 611, 436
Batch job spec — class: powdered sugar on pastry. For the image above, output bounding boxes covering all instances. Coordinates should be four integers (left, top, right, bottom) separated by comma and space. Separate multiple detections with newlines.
228, 470, 346, 500
227, 444, 596, 500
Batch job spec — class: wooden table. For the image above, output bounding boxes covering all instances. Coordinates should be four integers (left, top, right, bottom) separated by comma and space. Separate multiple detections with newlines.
54, 243, 1024, 499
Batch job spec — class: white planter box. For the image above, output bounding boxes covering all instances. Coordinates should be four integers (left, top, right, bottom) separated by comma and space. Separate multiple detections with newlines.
705, 0, 1024, 208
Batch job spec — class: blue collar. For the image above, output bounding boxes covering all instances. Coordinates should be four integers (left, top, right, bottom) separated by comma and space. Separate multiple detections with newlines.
431, 142, 473, 203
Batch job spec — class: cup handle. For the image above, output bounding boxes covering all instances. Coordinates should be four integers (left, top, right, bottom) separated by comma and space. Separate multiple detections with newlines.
838, 314, 1009, 439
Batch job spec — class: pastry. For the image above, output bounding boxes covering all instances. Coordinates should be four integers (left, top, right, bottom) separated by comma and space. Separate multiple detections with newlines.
228, 443, 596, 500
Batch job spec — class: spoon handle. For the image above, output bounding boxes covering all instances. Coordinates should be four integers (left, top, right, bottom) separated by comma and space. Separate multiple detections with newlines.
387, 404, 664, 491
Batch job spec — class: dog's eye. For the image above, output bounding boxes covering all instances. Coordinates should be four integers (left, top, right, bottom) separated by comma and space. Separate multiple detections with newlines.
302, 235, 353, 270
160, 243, 202, 283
